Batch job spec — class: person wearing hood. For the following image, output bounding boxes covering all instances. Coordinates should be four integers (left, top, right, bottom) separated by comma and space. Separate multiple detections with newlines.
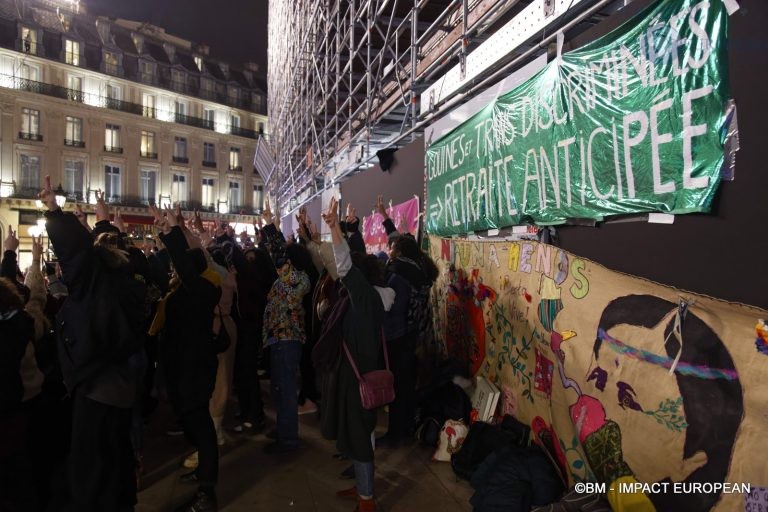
321, 198, 394, 512
39, 180, 146, 512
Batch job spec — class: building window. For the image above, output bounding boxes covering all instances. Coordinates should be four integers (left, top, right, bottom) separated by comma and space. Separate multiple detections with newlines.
201, 177, 215, 209
174, 100, 187, 119
103, 50, 119, 75
252, 185, 263, 212
171, 69, 185, 92
106, 84, 121, 101
19, 154, 41, 194
139, 168, 157, 205
203, 142, 216, 166
21, 26, 37, 54
230, 115, 240, 129
139, 60, 155, 83
105, 124, 121, 152
141, 131, 156, 158
65, 39, 80, 66
194, 56, 203, 71
64, 116, 84, 146
253, 93, 265, 112
173, 137, 188, 163
142, 94, 155, 118
132, 34, 144, 53
20, 108, 40, 140
68, 75, 82, 92
63, 159, 84, 200
104, 164, 121, 201
228, 181, 241, 209
18, 63, 40, 83
172, 173, 188, 205
228, 86, 239, 103
203, 108, 214, 129
229, 147, 241, 171
201, 78, 214, 98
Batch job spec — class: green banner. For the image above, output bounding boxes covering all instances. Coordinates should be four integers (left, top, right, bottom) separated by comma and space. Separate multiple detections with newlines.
426, 0, 732, 235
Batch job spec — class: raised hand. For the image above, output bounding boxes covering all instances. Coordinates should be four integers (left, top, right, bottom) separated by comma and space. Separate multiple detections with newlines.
307, 219, 320, 243
74, 203, 91, 231
262, 198, 273, 225
4, 225, 19, 252
192, 210, 205, 233
164, 205, 178, 228
375, 194, 389, 219
149, 205, 170, 234
38, 175, 58, 211
322, 197, 339, 229
345, 203, 357, 223
174, 204, 186, 227
94, 189, 109, 222
31, 234, 44, 262
114, 208, 126, 233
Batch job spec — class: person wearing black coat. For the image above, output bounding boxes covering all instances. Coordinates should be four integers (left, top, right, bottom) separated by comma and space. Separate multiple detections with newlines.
152, 207, 221, 512
41, 183, 146, 512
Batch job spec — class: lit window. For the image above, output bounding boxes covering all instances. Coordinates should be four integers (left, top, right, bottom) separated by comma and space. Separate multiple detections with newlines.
228, 181, 241, 208
252, 184, 263, 211
105, 124, 121, 151
103, 51, 119, 75
139, 60, 155, 83
194, 56, 203, 71
203, 108, 214, 128
68, 75, 82, 92
142, 94, 155, 118
18, 63, 40, 82
63, 159, 84, 200
139, 169, 157, 205
175, 100, 187, 117
229, 147, 241, 170
21, 108, 40, 137
20, 154, 41, 193
172, 173, 188, 204
104, 164, 121, 201
65, 39, 80, 66
230, 114, 240, 129
21, 26, 37, 54
65, 116, 83, 145
201, 177, 215, 208
141, 131, 156, 158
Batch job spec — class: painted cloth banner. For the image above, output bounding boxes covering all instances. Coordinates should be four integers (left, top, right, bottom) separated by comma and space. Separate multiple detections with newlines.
362, 197, 420, 253
426, 0, 733, 235
429, 236, 768, 511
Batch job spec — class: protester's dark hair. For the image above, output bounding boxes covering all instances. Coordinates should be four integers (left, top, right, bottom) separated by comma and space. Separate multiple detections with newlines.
351, 252, 386, 287
391, 234, 420, 260
180, 248, 208, 277
44, 262, 56, 276
209, 248, 228, 269
285, 243, 313, 275
422, 253, 440, 283
247, 248, 278, 285
126, 246, 151, 282
0, 277, 24, 313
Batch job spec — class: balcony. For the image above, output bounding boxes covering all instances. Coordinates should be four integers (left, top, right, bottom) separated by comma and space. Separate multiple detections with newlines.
19, 131, 43, 142
202, 160, 217, 168
175, 112, 214, 130
228, 165, 243, 172
140, 151, 158, 160
172, 156, 189, 164
230, 126, 258, 138
17, 39, 40, 56
142, 106, 156, 118
104, 97, 143, 115
104, 145, 123, 154
64, 139, 85, 148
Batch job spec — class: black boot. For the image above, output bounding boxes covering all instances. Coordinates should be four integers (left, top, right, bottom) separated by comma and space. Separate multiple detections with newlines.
175, 489, 217, 512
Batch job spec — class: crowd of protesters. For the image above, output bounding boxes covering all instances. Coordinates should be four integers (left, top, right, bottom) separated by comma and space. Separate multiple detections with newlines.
0, 176, 438, 512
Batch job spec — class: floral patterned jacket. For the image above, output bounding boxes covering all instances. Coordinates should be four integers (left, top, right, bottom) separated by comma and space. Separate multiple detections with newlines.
263, 267, 310, 345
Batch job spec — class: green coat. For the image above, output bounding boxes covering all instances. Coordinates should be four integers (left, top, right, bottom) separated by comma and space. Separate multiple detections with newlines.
321, 265, 384, 462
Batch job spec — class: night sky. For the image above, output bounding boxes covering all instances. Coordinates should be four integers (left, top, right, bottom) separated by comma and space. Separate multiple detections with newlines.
84, 0, 268, 82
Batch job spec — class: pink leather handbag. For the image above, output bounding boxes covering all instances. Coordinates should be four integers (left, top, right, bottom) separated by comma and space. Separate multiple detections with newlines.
343, 330, 395, 410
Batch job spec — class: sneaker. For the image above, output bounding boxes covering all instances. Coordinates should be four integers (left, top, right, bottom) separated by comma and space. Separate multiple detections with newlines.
174, 490, 217, 512
298, 399, 319, 416
183, 451, 199, 469
262, 441, 300, 454
355, 496, 376, 512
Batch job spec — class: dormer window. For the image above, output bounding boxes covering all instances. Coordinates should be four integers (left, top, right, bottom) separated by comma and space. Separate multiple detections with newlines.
219, 63, 229, 78
164, 43, 176, 62
65, 39, 80, 66
194, 56, 203, 71
132, 34, 144, 53
21, 26, 38, 54
171, 69, 186, 92
103, 50, 120, 75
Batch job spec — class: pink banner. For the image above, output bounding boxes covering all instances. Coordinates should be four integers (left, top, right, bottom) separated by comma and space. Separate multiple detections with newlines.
362, 197, 420, 253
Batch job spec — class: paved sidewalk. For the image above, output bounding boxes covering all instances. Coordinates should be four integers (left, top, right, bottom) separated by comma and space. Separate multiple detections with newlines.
136, 407, 473, 511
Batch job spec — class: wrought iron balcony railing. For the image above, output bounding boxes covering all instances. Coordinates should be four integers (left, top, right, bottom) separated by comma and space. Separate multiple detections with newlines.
19, 131, 43, 141
64, 139, 85, 148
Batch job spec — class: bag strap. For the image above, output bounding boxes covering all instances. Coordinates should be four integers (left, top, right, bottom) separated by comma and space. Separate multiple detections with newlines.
342, 326, 390, 382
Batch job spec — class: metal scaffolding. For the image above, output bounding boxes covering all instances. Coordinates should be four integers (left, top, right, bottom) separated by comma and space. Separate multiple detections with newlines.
265, 0, 633, 212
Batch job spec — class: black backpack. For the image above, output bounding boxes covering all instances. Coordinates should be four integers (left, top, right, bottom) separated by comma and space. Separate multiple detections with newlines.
451, 417, 531, 481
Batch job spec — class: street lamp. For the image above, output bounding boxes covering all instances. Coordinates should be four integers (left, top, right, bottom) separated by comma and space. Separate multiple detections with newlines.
54, 184, 67, 208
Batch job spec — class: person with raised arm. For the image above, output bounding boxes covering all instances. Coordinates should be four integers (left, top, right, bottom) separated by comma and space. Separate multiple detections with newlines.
321, 197, 395, 512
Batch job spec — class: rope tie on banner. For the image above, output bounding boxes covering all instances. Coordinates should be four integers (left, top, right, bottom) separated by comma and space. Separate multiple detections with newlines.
663, 298, 695, 376
722, 0, 740, 16
556, 31, 564, 62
